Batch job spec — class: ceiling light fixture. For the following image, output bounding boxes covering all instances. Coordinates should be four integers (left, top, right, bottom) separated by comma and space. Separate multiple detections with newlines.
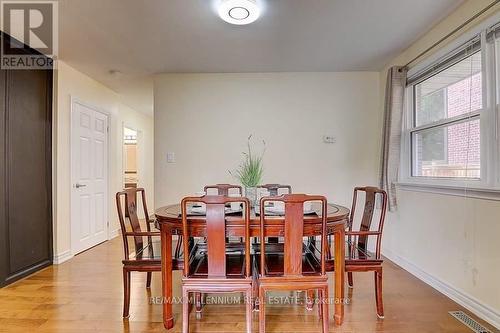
218, 0, 260, 25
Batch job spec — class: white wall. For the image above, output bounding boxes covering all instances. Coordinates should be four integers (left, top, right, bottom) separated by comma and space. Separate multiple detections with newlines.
53, 61, 154, 261
379, 0, 500, 328
154, 72, 380, 208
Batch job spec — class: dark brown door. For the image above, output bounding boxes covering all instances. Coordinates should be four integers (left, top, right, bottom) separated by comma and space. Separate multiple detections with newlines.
0, 63, 53, 287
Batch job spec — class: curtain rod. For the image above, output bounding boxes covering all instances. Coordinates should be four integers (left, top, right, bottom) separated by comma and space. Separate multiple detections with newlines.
403, 0, 500, 69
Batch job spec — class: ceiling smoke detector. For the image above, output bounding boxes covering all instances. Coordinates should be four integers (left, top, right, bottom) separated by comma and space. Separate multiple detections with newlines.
218, 0, 260, 25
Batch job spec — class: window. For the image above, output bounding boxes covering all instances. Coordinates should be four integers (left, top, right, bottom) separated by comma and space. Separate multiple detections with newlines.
412, 52, 482, 179
401, 24, 500, 190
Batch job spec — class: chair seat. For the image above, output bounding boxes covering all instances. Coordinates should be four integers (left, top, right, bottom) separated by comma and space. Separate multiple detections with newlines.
188, 253, 248, 278
122, 240, 162, 264
344, 242, 383, 265
255, 252, 322, 276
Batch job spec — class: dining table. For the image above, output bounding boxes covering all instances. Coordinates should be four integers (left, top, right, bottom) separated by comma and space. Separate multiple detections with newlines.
155, 202, 349, 329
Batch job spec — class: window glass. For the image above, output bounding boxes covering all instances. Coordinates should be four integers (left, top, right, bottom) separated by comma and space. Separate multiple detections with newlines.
412, 119, 480, 178
414, 52, 482, 127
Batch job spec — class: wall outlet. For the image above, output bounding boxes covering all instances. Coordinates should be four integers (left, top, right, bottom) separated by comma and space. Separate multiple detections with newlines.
323, 135, 336, 144
166, 152, 176, 163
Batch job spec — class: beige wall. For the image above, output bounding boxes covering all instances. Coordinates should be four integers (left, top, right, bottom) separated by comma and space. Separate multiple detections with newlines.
380, 0, 500, 327
53, 61, 154, 260
154, 72, 380, 208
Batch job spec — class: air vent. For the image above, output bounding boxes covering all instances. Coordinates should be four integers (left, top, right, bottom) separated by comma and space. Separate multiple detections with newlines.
449, 311, 491, 333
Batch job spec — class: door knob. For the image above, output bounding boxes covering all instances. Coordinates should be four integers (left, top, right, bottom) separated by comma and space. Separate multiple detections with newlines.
75, 183, 87, 188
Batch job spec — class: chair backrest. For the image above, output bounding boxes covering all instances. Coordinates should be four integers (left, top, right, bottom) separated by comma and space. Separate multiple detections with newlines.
349, 186, 387, 257
181, 195, 251, 278
116, 188, 151, 258
259, 194, 327, 277
203, 184, 243, 196
258, 184, 292, 196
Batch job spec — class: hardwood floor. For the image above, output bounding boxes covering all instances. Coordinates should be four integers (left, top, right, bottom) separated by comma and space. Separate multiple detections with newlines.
0, 237, 497, 333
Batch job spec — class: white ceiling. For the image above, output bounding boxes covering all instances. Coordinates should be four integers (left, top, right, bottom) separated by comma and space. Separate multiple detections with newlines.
58, 0, 464, 115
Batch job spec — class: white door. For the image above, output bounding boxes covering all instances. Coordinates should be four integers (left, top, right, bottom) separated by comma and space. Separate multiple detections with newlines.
71, 100, 109, 255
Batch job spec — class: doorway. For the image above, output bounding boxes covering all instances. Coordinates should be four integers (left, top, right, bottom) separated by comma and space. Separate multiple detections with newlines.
123, 127, 139, 189
70, 99, 109, 255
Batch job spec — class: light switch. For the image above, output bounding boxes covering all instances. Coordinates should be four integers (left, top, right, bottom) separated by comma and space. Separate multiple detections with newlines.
323, 135, 336, 144
166, 152, 176, 163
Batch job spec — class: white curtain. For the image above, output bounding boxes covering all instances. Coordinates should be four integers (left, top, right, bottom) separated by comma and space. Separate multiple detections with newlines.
380, 66, 407, 211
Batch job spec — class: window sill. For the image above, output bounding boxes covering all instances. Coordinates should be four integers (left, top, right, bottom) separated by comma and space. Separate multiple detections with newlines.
396, 182, 500, 201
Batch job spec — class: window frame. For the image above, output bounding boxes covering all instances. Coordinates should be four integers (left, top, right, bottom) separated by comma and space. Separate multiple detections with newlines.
400, 27, 500, 192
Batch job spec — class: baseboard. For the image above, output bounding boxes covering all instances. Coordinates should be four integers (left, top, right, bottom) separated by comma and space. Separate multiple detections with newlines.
52, 250, 73, 265
108, 227, 120, 240
4, 259, 52, 286
382, 248, 500, 330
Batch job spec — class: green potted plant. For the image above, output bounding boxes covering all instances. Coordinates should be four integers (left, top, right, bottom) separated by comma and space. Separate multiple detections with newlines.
230, 135, 265, 207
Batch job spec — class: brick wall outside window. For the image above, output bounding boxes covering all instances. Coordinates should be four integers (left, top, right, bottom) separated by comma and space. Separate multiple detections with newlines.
446, 73, 481, 167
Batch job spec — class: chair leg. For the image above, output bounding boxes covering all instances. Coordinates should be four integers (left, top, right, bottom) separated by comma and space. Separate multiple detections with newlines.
321, 287, 330, 333
259, 286, 266, 333
146, 272, 152, 288
327, 235, 332, 260
252, 271, 260, 311
347, 272, 353, 288
374, 271, 378, 310
318, 289, 323, 319
182, 287, 189, 333
306, 290, 314, 311
122, 268, 131, 318
375, 269, 384, 318
245, 288, 253, 333
195, 292, 203, 313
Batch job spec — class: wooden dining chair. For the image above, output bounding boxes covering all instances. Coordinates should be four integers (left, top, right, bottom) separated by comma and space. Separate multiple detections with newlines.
116, 188, 183, 318
257, 194, 329, 333
204, 184, 244, 241
345, 186, 388, 318
181, 195, 253, 333
204, 183, 243, 196
257, 184, 292, 244
257, 184, 292, 196
198, 184, 245, 311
